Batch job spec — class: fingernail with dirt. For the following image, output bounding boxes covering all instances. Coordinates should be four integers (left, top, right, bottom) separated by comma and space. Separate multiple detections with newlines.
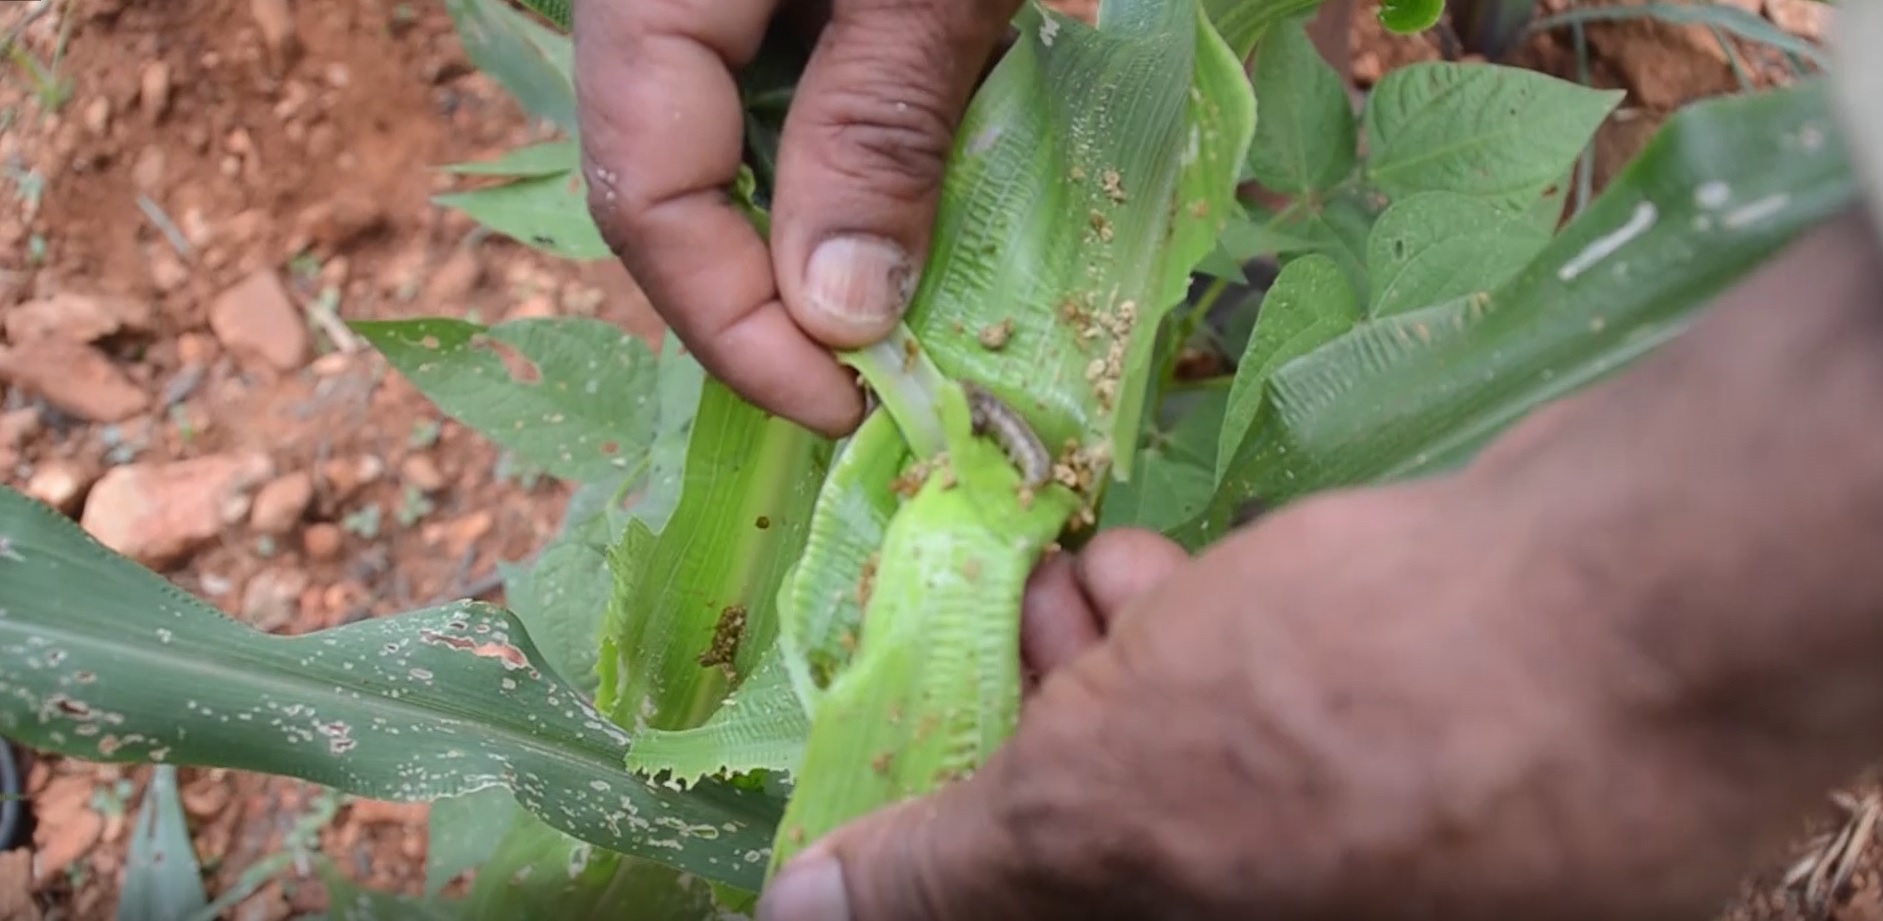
803, 234, 914, 332
756, 854, 850, 921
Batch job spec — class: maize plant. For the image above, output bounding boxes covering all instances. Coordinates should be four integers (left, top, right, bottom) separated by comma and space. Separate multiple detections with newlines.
0, 0, 1862, 915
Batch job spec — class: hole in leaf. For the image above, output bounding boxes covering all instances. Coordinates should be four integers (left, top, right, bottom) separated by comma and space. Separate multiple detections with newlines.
755, 515, 770, 529
473, 336, 541, 384
420, 335, 441, 349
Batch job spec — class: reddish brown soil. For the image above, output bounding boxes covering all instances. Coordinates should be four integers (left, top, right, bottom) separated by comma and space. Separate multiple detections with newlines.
0, 0, 1852, 919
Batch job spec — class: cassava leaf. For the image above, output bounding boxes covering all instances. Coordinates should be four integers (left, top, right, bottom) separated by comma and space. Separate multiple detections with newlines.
117, 766, 208, 921
598, 378, 831, 733
1192, 80, 1855, 541
1365, 191, 1549, 318
424, 786, 519, 896
442, 0, 575, 131
351, 317, 657, 484
1215, 254, 1359, 480
432, 172, 612, 261
0, 487, 781, 890
441, 139, 580, 179
1244, 17, 1356, 194
1364, 62, 1622, 206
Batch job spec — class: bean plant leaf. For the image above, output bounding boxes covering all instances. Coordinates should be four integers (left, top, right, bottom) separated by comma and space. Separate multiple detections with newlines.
0, 488, 781, 891
459, 811, 727, 921
432, 173, 612, 262
1191, 80, 1856, 541
1365, 191, 1549, 318
1244, 17, 1356, 194
1364, 62, 1623, 206
424, 786, 520, 896
1215, 254, 1359, 480
117, 766, 208, 921
442, 0, 575, 131
1101, 387, 1230, 536
441, 139, 580, 179
598, 378, 831, 733
351, 317, 657, 484
497, 476, 626, 697
1204, 0, 1328, 57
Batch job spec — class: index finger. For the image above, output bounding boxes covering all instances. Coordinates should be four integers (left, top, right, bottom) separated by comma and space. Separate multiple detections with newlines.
574, 0, 865, 437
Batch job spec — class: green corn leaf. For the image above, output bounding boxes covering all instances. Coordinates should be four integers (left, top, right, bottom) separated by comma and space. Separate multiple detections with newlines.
441, 139, 580, 179
459, 812, 727, 921
1193, 79, 1855, 540
1363, 62, 1623, 207
1364, 191, 1549, 318
351, 317, 657, 484
117, 766, 208, 921
320, 862, 455, 921
892, 0, 1255, 484
627, 333, 709, 533
0, 488, 781, 891
424, 786, 519, 896
624, 645, 808, 786
1215, 254, 1359, 480
1204, 0, 1328, 57
431, 172, 611, 262
598, 378, 831, 733
1244, 17, 1356, 195
442, 0, 575, 131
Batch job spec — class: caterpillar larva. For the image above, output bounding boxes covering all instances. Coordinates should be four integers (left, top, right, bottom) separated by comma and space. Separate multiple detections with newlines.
961, 382, 1051, 490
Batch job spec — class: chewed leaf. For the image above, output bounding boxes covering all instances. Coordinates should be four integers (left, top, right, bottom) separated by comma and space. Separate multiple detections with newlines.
432, 171, 612, 261
625, 646, 808, 787
0, 487, 781, 890
352, 316, 658, 484
460, 811, 725, 921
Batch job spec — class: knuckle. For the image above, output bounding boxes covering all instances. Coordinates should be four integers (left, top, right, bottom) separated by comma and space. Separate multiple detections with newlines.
805, 36, 963, 200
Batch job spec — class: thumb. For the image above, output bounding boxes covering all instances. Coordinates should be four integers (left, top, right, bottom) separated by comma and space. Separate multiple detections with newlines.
769, 0, 1022, 348
755, 751, 1059, 921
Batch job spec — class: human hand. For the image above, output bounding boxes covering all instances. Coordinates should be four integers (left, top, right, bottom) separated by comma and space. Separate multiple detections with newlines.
574, 0, 1022, 437
752, 451, 1817, 921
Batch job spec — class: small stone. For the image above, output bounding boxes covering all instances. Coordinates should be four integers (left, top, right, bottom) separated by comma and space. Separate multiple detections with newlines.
294, 191, 387, 251
147, 245, 189, 294
250, 0, 299, 64
1768, 0, 1830, 39
249, 471, 313, 534
506, 295, 555, 322
176, 332, 219, 367
319, 455, 384, 502
32, 775, 103, 886
399, 454, 446, 492
0, 341, 150, 423
0, 409, 42, 449
421, 248, 481, 307
425, 510, 491, 555
346, 799, 426, 825
209, 269, 309, 371
131, 145, 166, 191
83, 97, 111, 136
81, 452, 275, 568
4, 291, 154, 344
302, 522, 343, 561
241, 567, 309, 631
140, 61, 172, 120
25, 460, 96, 515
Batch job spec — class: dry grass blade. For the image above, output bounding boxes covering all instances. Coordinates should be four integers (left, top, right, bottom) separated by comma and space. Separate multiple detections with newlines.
1784, 790, 1881, 920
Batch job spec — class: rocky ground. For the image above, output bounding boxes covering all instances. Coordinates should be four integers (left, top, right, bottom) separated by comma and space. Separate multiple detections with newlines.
0, 0, 1860, 919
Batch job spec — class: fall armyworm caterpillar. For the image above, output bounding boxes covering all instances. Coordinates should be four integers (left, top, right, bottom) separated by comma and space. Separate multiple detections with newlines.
961, 382, 1051, 490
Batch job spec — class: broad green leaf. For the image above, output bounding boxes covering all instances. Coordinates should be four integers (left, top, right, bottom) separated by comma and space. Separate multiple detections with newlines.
441, 139, 580, 179
894, 0, 1255, 484
460, 812, 726, 921
118, 766, 208, 921
1100, 387, 1229, 536
1365, 191, 1548, 317
498, 476, 628, 695
624, 646, 807, 786
1193, 80, 1855, 540
432, 172, 611, 262
600, 378, 831, 733
1229, 193, 1378, 298
628, 333, 708, 532
442, 0, 575, 131
0, 488, 782, 890
352, 317, 657, 484
1245, 18, 1356, 194
1364, 62, 1622, 205
424, 787, 519, 896
1215, 254, 1359, 479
